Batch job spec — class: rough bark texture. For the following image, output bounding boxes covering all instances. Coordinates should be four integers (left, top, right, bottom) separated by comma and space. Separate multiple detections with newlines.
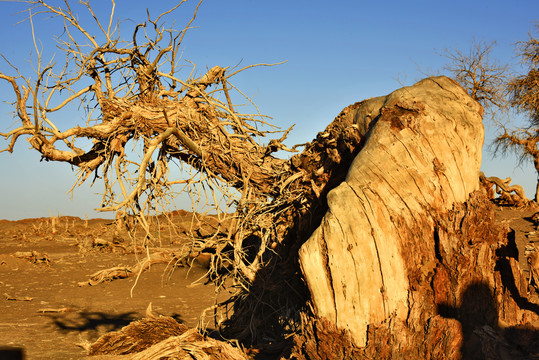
293, 77, 539, 359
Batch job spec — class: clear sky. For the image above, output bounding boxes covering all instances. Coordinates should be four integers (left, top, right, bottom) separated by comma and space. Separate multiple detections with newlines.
0, 0, 538, 220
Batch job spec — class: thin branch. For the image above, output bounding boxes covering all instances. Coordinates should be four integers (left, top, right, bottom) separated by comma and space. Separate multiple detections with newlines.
226, 61, 287, 79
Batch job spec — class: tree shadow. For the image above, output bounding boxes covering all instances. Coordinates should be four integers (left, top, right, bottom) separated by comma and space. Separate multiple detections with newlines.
438, 282, 539, 359
494, 229, 539, 315
169, 313, 186, 325
496, 257, 539, 315
46, 311, 137, 334
0, 347, 24, 360
498, 229, 520, 261
522, 215, 536, 226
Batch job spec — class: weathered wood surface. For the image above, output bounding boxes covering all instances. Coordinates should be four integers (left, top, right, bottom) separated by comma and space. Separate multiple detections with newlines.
294, 76, 539, 360
299, 76, 485, 347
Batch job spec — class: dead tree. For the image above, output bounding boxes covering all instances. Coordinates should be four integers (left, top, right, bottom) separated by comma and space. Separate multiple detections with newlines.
495, 129, 539, 202
0, 0, 357, 344
507, 24, 539, 125
494, 25, 539, 202
2, 2, 539, 359
440, 39, 510, 115
0, 0, 301, 286
479, 171, 530, 206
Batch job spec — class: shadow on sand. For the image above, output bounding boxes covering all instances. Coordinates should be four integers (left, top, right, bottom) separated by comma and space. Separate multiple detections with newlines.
46, 311, 137, 333
0, 347, 24, 360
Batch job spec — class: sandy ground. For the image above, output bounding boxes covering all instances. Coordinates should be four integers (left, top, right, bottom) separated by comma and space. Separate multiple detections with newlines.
0, 204, 537, 360
0, 215, 226, 360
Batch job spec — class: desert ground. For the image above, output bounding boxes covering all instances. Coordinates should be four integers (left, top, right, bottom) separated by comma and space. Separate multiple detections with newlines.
0, 212, 229, 360
0, 203, 537, 360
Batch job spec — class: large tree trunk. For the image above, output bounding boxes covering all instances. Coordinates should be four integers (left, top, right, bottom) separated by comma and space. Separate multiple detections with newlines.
293, 77, 539, 359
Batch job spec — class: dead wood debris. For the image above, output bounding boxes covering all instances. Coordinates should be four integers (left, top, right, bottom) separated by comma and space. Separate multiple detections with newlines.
77, 251, 177, 286
87, 306, 248, 360
91, 238, 128, 253
12, 251, 51, 265
128, 331, 249, 360
77, 266, 131, 287
37, 307, 73, 313
480, 172, 533, 208
4, 293, 33, 301
89, 314, 189, 356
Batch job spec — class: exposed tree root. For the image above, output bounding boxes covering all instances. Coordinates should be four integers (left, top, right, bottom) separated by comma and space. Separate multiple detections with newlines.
480, 172, 534, 207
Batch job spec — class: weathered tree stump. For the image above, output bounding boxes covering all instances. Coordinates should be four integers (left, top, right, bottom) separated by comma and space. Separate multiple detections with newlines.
294, 77, 539, 359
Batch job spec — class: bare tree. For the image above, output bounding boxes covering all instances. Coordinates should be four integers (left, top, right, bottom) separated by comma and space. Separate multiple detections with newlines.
507, 24, 539, 125
0, 0, 291, 209
494, 129, 539, 201
496, 25, 539, 201
0, 0, 364, 344
440, 39, 510, 119
440, 39, 539, 203
0, 0, 268, 308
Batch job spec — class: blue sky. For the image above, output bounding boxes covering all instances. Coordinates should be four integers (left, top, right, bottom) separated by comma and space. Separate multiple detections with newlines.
0, 0, 538, 220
